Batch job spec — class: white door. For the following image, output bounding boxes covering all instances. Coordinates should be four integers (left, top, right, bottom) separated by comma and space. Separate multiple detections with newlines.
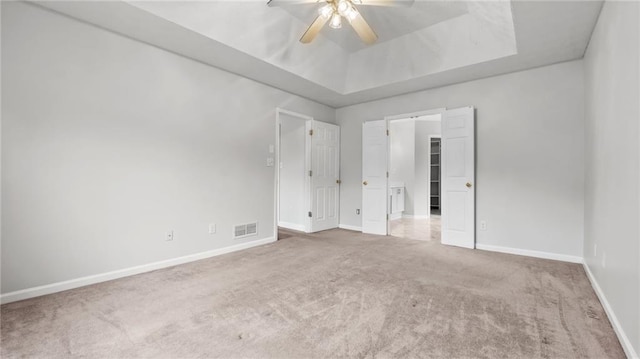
362, 120, 388, 235
441, 107, 475, 248
309, 121, 340, 232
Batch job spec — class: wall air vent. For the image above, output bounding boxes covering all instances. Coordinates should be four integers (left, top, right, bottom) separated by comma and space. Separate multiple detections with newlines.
233, 222, 258, 239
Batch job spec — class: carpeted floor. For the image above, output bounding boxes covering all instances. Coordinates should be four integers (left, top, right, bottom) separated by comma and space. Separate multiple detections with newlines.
1, 229, 625, 358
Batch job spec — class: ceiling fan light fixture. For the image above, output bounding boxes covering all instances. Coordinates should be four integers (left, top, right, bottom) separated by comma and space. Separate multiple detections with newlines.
336, 0, 358, 21
329, 12, 342, 29
337, 0, 350, 15
292, 0, 377, 45
345, 7, 358, 21
318, 4, 333, 19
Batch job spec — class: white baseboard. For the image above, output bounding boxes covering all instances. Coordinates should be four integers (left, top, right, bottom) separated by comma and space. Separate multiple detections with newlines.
278, 221, 306, 232
338, 224, 362, 232
583, 262, 639, 359
475, 243, 583, 263
0, 236, 276, 305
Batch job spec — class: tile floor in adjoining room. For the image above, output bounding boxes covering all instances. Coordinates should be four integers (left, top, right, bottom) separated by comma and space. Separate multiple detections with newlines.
389, 216, 441, 242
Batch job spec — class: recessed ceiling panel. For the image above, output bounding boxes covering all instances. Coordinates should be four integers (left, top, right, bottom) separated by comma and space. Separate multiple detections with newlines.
280, 1, 469, 52
37, 0, 604, 107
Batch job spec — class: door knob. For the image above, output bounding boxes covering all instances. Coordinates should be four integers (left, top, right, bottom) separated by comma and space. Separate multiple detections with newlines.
466, 182, 472, 188
363, 181, 368, 186
336, 179, 342, 184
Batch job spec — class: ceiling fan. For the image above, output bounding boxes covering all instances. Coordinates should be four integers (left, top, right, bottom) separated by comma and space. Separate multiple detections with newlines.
267, 0, 414, 45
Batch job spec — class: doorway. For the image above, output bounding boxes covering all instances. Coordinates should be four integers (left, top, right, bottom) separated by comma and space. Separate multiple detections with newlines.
278, 111, 309, 232
362, 107, 476, 249
388, 115, 442, 241
275, 108, 341, 236
429, 135, 441, 216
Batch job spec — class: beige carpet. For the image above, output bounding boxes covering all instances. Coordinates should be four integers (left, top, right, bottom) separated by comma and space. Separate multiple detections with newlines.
1, 229, 625, 358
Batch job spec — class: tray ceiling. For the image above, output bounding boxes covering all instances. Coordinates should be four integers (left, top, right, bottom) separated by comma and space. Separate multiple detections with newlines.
34, 0, 603, 107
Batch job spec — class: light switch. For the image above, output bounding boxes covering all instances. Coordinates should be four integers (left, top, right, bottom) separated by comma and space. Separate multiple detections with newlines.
268, 145, 274, 153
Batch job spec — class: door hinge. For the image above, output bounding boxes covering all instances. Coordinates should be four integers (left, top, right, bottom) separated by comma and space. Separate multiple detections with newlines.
308, 211, 312, 217
386, 129, 389, 136
386, 214, 389, 220
309, 170, 313, 177
309, 129, 314, 136
386, 172, 389, 178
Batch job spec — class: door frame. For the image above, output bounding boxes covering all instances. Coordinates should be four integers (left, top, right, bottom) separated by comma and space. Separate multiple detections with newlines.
383, 108, 445, 235
274, 108, 313, 237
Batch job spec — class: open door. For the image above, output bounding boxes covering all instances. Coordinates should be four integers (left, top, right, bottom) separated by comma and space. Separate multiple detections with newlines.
441, 107, 475, 248
362, 120, 388, 235
309, 120, 340, 232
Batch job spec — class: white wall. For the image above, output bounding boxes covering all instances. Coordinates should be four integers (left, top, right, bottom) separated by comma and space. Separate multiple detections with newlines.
389, 120, 415, 214
583, 1, 640, 357
337, 60, 585, 259
278, 114, 306, 230
0, 2, 335, 294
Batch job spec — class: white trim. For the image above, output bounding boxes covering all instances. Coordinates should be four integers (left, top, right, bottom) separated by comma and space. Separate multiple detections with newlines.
402, 214, 429, 219
276, 107, 313, 121
476, 243, 583, 263
0, 236, 276, 304
338, 224, 362, 232
278, 221, 306, 232
583, 263, 639, 359
384, 108, 446, 122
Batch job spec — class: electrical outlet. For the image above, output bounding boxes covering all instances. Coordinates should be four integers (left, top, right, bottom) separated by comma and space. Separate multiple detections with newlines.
602, 252, 606, 268
480, 221, 487, 231
166, 230, 174, 241
209, 223, 216, 234
356, 209, 360, 215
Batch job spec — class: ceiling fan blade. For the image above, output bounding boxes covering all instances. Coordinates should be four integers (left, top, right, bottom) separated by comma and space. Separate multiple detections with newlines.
300, 15, 330, 43
349, 12, 378, 45
355, 0, 414, 7
268, 0, 321, 7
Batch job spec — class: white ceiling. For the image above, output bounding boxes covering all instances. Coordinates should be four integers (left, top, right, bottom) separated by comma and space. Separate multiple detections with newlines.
280, 1, 469, 52
35, 0, 603, 108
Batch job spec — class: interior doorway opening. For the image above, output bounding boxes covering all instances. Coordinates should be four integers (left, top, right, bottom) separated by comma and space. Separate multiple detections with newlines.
275, 108, 341, 238
362, 106, 476, 249
429, 136, 441, 216
278, 111, 309, 232
388, 114, 442, 242
276, 109, 312, 234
